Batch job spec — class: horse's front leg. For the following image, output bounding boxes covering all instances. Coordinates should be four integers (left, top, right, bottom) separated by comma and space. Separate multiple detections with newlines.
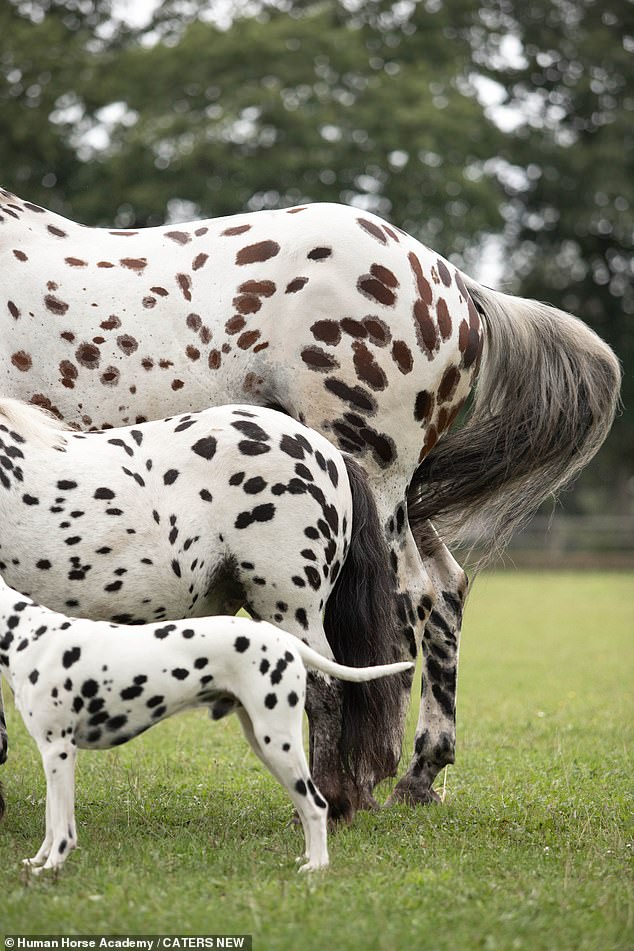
391, 521, 467, 805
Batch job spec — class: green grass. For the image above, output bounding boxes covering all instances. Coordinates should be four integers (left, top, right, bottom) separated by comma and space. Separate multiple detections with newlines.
1, 572, 632, 949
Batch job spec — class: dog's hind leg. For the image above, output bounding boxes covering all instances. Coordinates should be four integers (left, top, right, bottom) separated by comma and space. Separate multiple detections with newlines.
0, 680, 7, 820
25, 740, 77, 872
0, 679, 7, 766
236, 704, 329, 871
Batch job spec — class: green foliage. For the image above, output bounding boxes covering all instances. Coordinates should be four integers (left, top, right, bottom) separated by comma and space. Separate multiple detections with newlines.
1, 572, 632, 948
479, 0, 633, 481
1, 0, 507, 249
0, 0, 630, 504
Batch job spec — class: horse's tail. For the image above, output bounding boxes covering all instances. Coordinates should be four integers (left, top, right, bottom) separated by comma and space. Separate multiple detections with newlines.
0, 397, 67, 450
408, 278, 621, 562
324, 455, 408, 781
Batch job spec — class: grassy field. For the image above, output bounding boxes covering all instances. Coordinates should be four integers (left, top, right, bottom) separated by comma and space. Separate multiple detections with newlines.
1, 572, 632, 949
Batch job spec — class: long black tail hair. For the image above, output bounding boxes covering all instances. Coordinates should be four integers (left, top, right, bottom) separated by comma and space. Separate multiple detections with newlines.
324, 455, 406, 781
408, 278, 621, 565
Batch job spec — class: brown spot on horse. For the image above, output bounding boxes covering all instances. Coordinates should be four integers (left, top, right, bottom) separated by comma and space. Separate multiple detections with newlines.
352, 342, 388, 391
176, 274, 192, 302
235, 240, 280, 265
75, 343, 100, 369
437, 298, 452, 341
286, 277, 309, 294
311, 320, 341, 346
117, 334, 139, 356
392, 340, 413, 375
166, 231, 191, 245
100, 367, 120, 387
45, 295, 69, 316
301, 347, 340, 372
11, 351, 32, 372
120, 258, 147, 272
413, 299, 438, 356
357, 218, 388, 244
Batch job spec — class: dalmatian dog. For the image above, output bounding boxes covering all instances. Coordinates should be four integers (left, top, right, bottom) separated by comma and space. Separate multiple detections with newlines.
0, 576, 412, 873
0, 397, 405, 818
0, 188, 620, 815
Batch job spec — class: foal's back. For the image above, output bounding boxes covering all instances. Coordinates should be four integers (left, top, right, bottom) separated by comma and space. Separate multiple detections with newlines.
0, 402, 350, 635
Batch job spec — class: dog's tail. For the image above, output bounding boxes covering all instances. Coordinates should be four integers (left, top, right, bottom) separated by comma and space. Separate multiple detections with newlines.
295, 641, 413, 682
323, 454, 407, 781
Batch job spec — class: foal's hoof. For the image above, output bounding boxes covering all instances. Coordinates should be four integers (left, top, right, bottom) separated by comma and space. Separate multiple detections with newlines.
356, 790, 380, 812
387, 777, 442, 807
326, 795, 356, 826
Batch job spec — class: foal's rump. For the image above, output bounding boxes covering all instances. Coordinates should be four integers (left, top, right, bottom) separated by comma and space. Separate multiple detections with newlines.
0, 400, 353, 627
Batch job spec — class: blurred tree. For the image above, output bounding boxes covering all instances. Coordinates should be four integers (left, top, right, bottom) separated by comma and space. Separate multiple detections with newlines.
0, 0, 134, 213
474, 0, 632, 508
0, 0, 630, 511
69, 0, 507, 266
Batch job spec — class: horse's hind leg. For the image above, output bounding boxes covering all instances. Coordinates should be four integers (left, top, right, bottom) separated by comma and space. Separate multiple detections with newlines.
391, 522, 467, 805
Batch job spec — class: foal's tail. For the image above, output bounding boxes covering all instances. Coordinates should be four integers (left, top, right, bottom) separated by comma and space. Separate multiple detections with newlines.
0, 782, 5, 821
408, 278, 621, 562
324, 456, 407, 781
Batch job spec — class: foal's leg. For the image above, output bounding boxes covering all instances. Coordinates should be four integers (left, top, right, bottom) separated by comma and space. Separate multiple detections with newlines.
25, 741, 77, 871
303, 668, 357, 821
391, 522, 468, 805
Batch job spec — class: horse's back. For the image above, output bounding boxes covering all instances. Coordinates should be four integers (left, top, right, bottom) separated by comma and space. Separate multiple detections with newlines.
0, 190, 475, 496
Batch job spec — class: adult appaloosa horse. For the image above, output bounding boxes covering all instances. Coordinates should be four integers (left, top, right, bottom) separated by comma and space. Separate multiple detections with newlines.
0, 186, 620, 819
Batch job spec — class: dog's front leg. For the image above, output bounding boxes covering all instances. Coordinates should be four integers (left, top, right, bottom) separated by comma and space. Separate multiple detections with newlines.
25, 741, 77, 872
